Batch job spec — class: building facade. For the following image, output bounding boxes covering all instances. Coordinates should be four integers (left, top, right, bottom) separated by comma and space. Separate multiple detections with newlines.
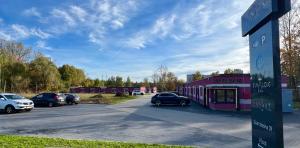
177, 74, 288, 111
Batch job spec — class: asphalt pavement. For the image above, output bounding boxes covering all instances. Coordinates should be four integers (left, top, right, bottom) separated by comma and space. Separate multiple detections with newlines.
0, 95, 299, 148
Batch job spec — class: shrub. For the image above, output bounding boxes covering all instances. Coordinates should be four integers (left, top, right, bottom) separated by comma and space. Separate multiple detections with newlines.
115, 92, 127, 97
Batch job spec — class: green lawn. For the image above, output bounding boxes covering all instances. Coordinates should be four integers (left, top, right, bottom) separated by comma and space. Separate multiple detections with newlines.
0, 135, 191, 148
20, 93, 139, 105
79, 93, 138, 104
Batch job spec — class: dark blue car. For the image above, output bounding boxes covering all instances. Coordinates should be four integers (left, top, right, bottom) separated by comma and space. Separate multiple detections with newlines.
151, 92, 190, 106
32, 93, 65, 107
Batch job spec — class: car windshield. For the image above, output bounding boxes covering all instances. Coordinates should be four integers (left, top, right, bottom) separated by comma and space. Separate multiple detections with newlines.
159, 93, 177, 97
4, 95, 24, 100
66, 94, 76, 97
171, 93, 178, 96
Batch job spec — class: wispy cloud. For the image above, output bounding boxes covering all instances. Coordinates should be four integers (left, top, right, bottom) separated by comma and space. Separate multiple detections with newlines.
168, 47, 249, 74
124, 0, 254, 51
11, 24, 51, 40
124, 1, 229, 49
31, 28, 52, 39
51, 9, 75, 26
125, 35, 147, 49
11, 24, 30, 38
22, 7, 41, 17
124, 14, 177, 49
152, 14, 177, 38
0, 31, 12, 40
90, 0, 137, 29
36, 40, 53, 50
32, 0, 140, 48
88, 30, 105, 44
85, 0, 139, 45
69, 5, 87, 22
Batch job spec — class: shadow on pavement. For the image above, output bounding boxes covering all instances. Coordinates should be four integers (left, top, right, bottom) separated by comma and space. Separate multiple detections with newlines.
150, 101, 251, 118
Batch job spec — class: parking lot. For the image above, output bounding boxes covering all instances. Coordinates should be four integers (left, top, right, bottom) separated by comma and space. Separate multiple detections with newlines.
1, 95, 300, 148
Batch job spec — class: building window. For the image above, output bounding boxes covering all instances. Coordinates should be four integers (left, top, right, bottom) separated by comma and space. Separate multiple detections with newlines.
194, 87, 196, 95
200, 86, 203, 96
216, 90, 226, 103
227, 90, 236, 103
213, 89, 236, 104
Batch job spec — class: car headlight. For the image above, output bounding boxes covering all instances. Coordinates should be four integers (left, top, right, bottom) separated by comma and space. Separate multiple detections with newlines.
16, 102, 22, 104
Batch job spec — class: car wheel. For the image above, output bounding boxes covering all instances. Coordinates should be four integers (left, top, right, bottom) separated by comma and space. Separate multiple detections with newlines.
25, 109, 32, 112
48, 102, 54, 107
155, 100, 161, 107
5, 105, 15, 114
180, 100, 186, 106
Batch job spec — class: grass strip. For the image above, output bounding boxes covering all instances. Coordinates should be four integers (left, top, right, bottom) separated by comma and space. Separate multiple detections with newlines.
0, 135, 192, 148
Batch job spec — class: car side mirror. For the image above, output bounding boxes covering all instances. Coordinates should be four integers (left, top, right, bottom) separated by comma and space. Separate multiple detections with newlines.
0, 98, 6, 101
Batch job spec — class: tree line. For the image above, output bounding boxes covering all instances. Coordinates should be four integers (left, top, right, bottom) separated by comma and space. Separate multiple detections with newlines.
0, 40, 141, 93
0, 39, 183, 93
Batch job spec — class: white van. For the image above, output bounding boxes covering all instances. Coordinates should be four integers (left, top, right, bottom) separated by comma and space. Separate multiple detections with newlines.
0, 93, 34, 114
132, 90, 145, 95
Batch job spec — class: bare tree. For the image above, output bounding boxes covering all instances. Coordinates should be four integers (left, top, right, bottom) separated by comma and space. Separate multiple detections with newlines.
152, 65, 179, 91
151, 73, 159, 86
280, 0, 300, 89
157, 65, 168, 91
0, 41, 32, 62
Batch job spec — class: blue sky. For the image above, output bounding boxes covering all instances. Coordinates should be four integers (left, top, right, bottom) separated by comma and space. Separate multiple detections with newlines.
0, 0, 255, 81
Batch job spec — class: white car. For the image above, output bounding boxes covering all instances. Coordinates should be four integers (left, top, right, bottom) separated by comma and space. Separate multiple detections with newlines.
132, 90, 145, 95
0, 93, 34, 114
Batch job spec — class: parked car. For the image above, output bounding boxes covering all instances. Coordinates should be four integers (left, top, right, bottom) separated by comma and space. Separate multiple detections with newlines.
32, 93, 65, 107
151, 92, 190, 106
132, 90, 144, 95
169, 91, 179, 95
64, 93, 80, 104
0, 93, 34, 114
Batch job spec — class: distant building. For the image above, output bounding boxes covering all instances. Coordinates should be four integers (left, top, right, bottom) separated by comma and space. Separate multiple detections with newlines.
232, 69, 244, 74
186, 74, 194, 83
187, 74, 211, 83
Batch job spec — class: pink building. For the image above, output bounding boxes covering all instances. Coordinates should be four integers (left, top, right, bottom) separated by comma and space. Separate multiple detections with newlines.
70, 86, 157, 94
70, 87, 135, 94
177, 74, 288, 111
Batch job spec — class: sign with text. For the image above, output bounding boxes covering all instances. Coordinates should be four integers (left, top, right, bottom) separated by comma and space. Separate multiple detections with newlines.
242, 0, 291, 36
242, 0, 291, 148
249, 20, 283, 148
